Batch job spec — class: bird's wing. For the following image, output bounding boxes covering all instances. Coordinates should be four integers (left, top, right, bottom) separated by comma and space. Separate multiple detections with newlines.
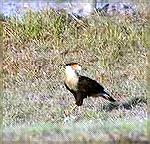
78, 76, 104, 93
78, 76, 116, 102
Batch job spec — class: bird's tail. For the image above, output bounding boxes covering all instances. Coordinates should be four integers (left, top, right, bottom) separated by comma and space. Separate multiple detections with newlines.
101, 91, 116, 102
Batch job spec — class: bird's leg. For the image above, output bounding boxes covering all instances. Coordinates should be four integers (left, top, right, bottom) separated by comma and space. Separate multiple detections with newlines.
77, 106, 81, 115
70, 104, 78, 113
64, 103, 77, 116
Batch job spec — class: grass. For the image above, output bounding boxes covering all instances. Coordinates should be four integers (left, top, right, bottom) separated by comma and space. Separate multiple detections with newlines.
2, 118, 149, 142
2, 2, 150, 143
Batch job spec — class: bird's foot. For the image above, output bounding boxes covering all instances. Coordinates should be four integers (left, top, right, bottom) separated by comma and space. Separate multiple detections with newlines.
64, 109, 70, 117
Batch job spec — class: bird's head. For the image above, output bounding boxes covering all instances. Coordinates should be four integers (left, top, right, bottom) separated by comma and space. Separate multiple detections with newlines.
65, 63, 81, 77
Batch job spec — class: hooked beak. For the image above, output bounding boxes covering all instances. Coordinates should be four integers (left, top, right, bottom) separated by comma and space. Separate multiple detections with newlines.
76, 65, 82, 74
77, 65, 81, 71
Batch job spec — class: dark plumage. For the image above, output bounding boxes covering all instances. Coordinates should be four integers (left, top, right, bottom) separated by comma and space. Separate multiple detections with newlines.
64, 63, 116, 107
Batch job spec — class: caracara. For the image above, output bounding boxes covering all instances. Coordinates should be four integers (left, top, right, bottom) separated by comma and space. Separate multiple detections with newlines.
64, 63, 116, 113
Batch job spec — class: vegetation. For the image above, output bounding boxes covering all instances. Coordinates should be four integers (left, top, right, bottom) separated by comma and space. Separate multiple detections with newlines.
2, 2, 149, 143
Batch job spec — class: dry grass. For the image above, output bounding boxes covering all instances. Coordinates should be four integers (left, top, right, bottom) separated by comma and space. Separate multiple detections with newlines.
1, 2, 149, 142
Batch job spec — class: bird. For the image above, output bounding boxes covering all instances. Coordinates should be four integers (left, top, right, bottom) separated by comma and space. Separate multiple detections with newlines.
64, 62, 116, 115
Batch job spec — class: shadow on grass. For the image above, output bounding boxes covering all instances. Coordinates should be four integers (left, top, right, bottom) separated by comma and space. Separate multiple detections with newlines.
102, 96, 147, 112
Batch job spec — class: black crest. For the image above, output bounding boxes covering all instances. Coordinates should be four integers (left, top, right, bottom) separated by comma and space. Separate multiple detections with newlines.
65, 62, 79, 66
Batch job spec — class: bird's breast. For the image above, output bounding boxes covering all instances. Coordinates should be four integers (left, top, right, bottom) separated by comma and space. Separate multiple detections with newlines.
65, 77, 78, 91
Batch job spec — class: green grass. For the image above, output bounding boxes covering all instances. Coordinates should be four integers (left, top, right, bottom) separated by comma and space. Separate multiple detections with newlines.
2, 118, 149, 142
2, 2, 149, 142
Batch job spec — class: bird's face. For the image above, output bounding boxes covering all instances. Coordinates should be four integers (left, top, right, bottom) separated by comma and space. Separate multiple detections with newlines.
70, 63, 81, 71
65, 63, 81, 77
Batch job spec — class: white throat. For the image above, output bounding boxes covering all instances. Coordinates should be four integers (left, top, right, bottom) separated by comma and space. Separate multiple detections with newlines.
65, 66, 78, 78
